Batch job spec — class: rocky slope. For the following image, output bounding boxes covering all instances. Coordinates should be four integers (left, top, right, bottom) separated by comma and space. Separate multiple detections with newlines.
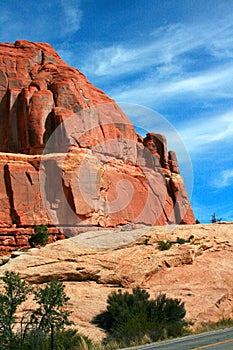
0, 223, 232, 341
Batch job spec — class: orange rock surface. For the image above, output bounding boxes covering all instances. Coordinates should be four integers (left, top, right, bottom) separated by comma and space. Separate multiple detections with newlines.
0, 40, 195, 253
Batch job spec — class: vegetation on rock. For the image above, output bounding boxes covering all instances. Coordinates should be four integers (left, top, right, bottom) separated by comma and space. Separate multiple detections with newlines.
158, 240, 172, 250
0, 271, 72, 349
93, 287, 187, 346
211, 213, 222, 223
28, 224, 49, 247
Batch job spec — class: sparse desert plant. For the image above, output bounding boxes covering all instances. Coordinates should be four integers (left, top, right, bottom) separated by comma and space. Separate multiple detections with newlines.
189, 234, 194, 241
158, 240, 172, 250
176, 237, 186, 245
195, 318, 233, 334
53, 330, 92, 350
211, 213, 222, 224
28, 224, 49, 247
10, 329, 92, 350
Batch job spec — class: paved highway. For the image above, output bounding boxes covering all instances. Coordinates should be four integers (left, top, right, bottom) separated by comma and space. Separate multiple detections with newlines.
122, 327, 233, 350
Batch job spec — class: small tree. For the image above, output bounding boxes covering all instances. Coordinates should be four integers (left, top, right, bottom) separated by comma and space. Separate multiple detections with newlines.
32, 279, 72, 333
29, 225, 49, 247
211, 213, 222, 224
0, 272, 72, 349
0, 271, 30, 347
211, 213, 217, 223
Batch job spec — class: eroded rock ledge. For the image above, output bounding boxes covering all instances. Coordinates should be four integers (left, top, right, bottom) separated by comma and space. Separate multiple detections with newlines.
0, 223, 232, 341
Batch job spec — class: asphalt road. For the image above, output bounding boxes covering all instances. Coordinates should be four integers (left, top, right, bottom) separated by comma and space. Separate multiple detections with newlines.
121, 327, 233, 350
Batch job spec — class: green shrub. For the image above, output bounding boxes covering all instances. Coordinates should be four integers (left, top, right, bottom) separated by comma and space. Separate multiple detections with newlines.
7, 329, 92, 350
29, 224, 49, 247
176, 237, 186, 245
195, 318, 233, 334
158, 240, 172, 250
93, 287, 187, 346
211, 213, 222, 224
54, 330, 92, 350
0, 271, 30, 348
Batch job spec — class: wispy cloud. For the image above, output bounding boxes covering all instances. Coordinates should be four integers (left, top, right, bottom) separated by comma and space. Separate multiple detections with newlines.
0, 1, 83, 42
178, 109, 233, 154
81, 23, 199, 78
111, 63, 233, 106
60, 0, 82, 35
213, 169, 233, 188
69, 11, 233, 115
81, 15, 233, 78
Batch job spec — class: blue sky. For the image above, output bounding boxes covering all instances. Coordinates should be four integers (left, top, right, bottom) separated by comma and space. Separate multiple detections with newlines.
1, 0, 233, 223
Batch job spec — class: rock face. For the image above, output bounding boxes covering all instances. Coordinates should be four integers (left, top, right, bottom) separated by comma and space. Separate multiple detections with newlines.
0, 40, 195, 253
0, 223, 232, 341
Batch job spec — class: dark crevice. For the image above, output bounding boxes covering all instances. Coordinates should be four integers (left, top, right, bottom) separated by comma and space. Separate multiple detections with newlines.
25, 171, 33, 185
4, 164, 21, 225
62, 179, 76, 214
168, 179, 181, 223
41, 50, 45, 65
28, 159, 41, 171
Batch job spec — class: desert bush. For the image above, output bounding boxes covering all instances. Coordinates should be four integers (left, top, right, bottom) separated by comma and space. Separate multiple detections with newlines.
158, 240, 172, 250
176, 237, 186, 245
28, 224, 49, 247
93, 287, 187, 346
54, 330, 92, 350
211, 213, 222, 224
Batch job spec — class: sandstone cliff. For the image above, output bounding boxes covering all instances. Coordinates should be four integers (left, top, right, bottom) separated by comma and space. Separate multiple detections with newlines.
0, 223, 232, 341
0, 40, 195, 253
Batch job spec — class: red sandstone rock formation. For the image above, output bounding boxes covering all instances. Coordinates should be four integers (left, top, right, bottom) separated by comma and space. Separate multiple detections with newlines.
0, 40, 195, 253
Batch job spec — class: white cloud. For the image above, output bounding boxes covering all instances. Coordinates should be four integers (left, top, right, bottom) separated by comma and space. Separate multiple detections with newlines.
213, 169, 233, 188
110, 63, 233, 106
81, 23, 200, 77
81, 16, 233, 78
0, 1, 83, 42
74, 15, 233, 114
178, 110, 233, 153
60, 0, 82, 34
